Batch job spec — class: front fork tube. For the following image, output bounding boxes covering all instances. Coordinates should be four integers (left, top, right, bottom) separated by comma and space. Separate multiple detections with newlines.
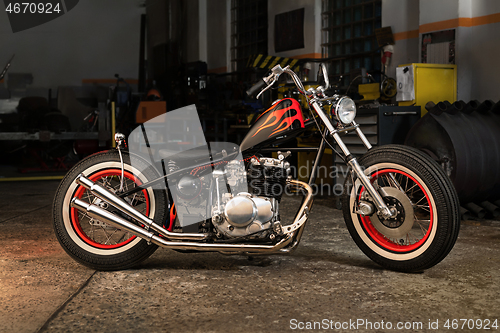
310, 101, 393, 219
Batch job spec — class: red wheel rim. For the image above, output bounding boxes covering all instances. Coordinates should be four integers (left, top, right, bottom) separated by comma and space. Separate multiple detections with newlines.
358, 168, 434, 253
70, 169, 150, 249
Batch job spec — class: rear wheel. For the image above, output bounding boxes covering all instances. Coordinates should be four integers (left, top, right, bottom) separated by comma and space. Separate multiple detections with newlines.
53, 150, 167, 270
342, 145, 460, 272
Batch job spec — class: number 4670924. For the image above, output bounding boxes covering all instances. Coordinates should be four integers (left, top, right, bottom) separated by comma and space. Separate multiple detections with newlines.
5, 2, 61, 14
444, 319, 498, 330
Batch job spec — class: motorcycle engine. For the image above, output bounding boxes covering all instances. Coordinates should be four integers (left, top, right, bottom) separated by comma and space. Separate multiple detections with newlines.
212, 156, 291, 238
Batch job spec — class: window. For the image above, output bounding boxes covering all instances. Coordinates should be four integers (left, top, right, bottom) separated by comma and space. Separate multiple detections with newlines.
230, 0, 268, 72
321, 0, 381, 85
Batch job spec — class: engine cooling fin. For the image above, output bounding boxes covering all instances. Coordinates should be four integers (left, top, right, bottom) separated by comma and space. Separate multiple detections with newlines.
247, 164, 287, 201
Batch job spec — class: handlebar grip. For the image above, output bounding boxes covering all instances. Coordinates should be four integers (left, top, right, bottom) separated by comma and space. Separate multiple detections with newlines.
246, 79, 267, 97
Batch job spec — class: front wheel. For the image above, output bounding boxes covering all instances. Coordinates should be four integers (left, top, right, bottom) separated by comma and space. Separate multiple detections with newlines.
53, 150, 168, 270
342, 145, 460, 272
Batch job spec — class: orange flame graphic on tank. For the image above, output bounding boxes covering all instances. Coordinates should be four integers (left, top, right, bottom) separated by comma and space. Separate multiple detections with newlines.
252, 102, 304, 138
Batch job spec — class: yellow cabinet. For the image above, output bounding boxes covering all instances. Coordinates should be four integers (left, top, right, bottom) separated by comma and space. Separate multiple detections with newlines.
398, 63, 457, 116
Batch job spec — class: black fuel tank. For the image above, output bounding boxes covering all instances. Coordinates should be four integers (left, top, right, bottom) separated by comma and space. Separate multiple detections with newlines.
240, 98, 305, 151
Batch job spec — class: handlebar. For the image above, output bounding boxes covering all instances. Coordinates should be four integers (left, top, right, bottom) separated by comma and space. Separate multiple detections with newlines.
246, 79, 267, 97
247, 65, 308, 100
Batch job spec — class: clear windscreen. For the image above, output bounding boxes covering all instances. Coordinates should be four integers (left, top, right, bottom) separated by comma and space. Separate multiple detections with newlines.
127, 105, 247, 228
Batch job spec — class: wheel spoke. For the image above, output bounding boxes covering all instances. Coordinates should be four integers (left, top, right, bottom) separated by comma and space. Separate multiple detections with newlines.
83, 190, 94, 203
115, 232, 129, 244
130, 193, 138, 205
388, 173, 405, 192
99, 225, 111, 243
414, 204, 430, 213
417, 221, 429, 235
408, 231, 418, 244
101, 176, 110, 188
104, 228, 118, 245
413, 195, 426, 206
405, 183, 418, 194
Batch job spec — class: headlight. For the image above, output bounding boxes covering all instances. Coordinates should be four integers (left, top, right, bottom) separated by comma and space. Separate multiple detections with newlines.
334, 97, 356, 124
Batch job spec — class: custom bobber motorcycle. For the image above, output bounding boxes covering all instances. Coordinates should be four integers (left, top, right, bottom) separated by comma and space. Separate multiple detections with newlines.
53, 64, 460, 272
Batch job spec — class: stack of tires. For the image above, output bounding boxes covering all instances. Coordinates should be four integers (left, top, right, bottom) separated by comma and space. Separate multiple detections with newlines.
406, 100, 500, 219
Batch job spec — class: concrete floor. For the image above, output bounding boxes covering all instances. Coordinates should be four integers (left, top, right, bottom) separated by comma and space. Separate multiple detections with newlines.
0, 180, 499, 333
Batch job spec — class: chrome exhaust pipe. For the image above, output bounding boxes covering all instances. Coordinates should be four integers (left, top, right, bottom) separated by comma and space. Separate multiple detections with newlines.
71, 198, 293, 253
71, 197, 156, 241
73, 174, 312, 255
279, 179, 314, 253
75, 174, 207, 241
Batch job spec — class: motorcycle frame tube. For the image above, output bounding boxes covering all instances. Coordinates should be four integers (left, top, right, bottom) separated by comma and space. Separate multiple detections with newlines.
307, 128, 329, 186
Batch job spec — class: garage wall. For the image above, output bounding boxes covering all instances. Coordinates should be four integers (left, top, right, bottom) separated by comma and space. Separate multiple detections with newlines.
381, 0, 419, 79
382, 0, 500, 101
0, 0, 144, 91
419, 0, 459, 25
462, 0, 500, 101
